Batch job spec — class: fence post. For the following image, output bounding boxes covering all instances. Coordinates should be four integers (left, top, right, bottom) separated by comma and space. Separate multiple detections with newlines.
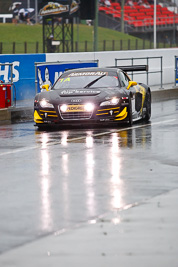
13, 42, 15, 54
150, 40, 152, 49
0, 42, 2, 54
163, 40, 166, 48
160, 56, 163, 88
120, 40, 123, 50
147, 57, 149, 85
128, 39, 130, 50
115, 58, 117, 66
136, 39, 138, 50
103, 40, 106, 51
85, 41, 87, 52
131, 58, 134, 80
24, 42, 27, 53
36, 42, 39, 53
112, 40, 115, 51
143, 39, 145, 49
75, 41, 78, 52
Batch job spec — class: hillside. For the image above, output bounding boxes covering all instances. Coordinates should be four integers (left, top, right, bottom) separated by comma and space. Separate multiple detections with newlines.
0, 23, 139, 42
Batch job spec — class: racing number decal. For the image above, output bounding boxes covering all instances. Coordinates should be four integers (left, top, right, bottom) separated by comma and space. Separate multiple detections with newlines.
59, 78, 70, 83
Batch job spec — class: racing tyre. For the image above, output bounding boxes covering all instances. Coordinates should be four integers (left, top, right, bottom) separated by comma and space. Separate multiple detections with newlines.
145, 91, 151, 121
128, 95, 133, 127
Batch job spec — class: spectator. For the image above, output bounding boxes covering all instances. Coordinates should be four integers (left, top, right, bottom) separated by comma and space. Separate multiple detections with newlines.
18, 8, 33, 25
86, 20, 92, 26
11, 3, 21, 24
47, 34, 56, 53
126, 0, 134, 6
104, 0, 111, 6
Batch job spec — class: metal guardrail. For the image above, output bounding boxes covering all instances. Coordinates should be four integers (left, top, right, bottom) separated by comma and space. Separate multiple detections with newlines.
115, 56, 163, 88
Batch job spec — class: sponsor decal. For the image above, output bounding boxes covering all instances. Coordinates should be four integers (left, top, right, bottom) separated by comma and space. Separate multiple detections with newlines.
0, 61, 20, 83
60, 90, 100, 95
66, 105, 85, 112
39, 2, 69, 16
68, 71, 108, 77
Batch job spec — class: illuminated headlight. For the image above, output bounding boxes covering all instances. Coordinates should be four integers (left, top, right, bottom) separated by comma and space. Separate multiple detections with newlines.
60, 104, 68, 112
84, 103, 94, 112
100, 97, 120, 107
40, 99, 54, 108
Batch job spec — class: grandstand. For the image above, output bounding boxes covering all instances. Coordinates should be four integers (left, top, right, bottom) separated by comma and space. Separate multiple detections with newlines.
99, 0, 178, 43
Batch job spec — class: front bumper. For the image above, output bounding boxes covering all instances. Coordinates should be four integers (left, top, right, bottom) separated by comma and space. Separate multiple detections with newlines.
34, 103, 129, 127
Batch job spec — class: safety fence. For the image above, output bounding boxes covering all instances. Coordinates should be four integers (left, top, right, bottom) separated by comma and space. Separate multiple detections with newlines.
115, 56, 163, 88
0, 39, 177, 54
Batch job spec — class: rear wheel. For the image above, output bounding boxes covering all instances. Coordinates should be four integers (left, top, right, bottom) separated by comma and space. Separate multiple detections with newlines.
128, 96, 133, 126
145, 91, 151, 121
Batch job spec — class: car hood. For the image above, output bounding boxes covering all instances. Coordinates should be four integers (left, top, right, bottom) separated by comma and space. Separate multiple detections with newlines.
38, 87, 127, 103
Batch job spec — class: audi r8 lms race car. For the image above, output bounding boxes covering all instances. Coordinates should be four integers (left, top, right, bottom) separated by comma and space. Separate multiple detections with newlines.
34, 66, 151, 128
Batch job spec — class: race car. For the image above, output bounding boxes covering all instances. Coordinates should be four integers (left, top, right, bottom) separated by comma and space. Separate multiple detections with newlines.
34, 66, 151, 128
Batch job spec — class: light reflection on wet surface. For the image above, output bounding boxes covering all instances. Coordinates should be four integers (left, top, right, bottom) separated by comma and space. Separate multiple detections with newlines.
0, 100, 178, 253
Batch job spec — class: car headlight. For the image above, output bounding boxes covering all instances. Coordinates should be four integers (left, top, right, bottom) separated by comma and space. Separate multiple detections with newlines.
40, 99, 54, 108
84, 103, 94, 112
60, 104, 68, 112
100, 97, 120, 107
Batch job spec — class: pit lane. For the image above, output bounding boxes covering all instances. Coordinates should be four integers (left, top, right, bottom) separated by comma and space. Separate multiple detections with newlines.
0, 99, 178, 254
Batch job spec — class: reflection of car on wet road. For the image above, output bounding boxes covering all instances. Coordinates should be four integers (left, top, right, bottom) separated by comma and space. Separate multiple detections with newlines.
34, 67, 151, 128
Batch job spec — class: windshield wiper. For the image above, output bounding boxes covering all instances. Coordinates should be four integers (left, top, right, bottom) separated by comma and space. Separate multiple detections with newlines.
84, 74, 106, 88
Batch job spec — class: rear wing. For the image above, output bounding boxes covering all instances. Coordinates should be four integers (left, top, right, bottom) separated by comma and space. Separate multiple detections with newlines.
117, 65, 148, 72
107, 65, 148, 72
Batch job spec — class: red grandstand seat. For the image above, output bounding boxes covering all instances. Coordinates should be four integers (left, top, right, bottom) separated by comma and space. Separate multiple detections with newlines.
166, 18, 174, 24
133, 21, 144, 27
136, 16, 146, 20
113, 13, 121, 19
111, 3, 120, 8
99, 6, 109, 12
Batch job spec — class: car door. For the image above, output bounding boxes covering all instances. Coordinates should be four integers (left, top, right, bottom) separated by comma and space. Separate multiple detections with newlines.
118, 71, 137, 114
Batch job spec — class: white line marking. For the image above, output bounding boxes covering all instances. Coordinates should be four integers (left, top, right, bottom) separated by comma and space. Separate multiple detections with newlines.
0, 119, 176, 156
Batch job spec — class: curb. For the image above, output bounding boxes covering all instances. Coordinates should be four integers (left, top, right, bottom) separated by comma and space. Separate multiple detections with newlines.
0, 88, 178, 124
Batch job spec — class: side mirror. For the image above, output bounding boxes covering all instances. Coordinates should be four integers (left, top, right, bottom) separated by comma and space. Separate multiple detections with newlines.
127, 81, 137, 90
42, 84, 50, 91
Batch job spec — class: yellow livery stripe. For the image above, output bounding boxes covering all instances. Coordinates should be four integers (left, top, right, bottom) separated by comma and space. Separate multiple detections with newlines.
96, 113, 109, 116
34, 110, 43, 123
114, 107, 128, 121
97, 107, 120, 112
40, 110, 57, 113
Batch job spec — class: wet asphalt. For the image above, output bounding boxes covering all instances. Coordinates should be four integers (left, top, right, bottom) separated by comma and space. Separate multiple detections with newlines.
0, 99, 178, 254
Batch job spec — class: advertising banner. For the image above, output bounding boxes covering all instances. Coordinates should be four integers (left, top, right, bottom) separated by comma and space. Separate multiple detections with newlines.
0, 54, 46, 100
38, 0, 80, 17
36, 61, 98, 93
176, 57, 178, 85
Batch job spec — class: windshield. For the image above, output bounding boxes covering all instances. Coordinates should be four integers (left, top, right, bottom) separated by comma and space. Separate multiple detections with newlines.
54, 74, 119, 89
